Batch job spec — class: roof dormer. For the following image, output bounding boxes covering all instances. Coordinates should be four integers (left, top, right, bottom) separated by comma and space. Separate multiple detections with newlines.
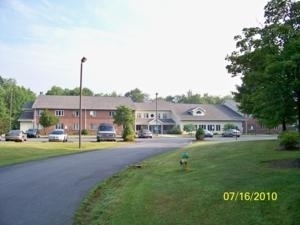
188, 107, 206, 116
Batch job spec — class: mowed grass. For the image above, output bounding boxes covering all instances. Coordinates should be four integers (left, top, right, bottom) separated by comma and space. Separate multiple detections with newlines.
0, 141, 122, 167
75, 140, 300, 225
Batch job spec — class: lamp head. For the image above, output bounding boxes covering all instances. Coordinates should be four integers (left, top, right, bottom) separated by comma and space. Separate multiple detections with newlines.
81, 57, 87, 63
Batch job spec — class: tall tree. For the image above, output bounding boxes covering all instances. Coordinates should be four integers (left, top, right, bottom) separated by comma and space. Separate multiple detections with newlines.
45, 86, 65, 95
113, 105, 135, 141
226, 0, 300, 131
0, 76, 36, 130
39, 110, 59, 134
124, 88, 149, 102
46, 86, 94, 96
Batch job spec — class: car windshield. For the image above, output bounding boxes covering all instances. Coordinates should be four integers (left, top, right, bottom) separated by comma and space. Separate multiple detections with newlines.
99, 125, 114, 131
51, 130, 64, 135
9, 130, 21, 135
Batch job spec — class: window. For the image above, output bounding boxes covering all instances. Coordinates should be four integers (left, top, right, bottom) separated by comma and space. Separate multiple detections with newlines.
73, 123, 79, 130
137, 113, 142, 118
144, 113, 149, 118
38, 110, 44, 116
199, 124, 206, 129
55, 110, 64, 117
73, 110, 79, 117
56, 123, 64, 129
109, 111, 115, 117
90, 111, 96, 117
216, 125, 221, 131
207, 125, 215, 131
163, 113, 167, 119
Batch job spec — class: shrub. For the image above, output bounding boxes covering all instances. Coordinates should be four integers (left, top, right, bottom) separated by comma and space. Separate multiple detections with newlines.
278, 131, 300, 150
168, 126, 182, 134
122, 124, 135, 142
183, 124, 196, 133
195, 127, 205, 141
81, 129, 88, 135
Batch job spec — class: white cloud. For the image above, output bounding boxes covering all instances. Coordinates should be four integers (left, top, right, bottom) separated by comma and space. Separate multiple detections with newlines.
0, 0, 269, 98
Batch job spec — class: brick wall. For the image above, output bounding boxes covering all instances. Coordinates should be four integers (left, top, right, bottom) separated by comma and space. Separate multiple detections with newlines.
35, 109, 123, 135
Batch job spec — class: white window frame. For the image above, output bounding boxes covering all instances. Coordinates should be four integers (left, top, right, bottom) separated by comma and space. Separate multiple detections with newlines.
56, 123, 64, 129
109, 111, 115, 117
90, 111, 96, 117
55, 110, 64, 117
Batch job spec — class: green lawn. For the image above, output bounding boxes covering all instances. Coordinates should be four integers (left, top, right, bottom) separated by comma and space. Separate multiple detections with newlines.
74, 140, 300, 225
0, 141, 122, 167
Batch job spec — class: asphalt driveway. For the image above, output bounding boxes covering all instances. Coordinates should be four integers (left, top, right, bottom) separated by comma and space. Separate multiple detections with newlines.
0, 137, 192, 225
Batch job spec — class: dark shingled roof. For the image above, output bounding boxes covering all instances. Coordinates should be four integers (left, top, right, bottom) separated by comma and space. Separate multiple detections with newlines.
32, 95, 135, 110
18, 110, 34, 121
172, 103, 245, 121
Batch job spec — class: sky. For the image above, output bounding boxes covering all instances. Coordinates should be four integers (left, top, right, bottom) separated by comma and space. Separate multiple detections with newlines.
0, 0, 270, 99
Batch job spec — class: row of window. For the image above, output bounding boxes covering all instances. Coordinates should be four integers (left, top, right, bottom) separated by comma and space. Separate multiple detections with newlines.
56, 123, 100, 130
38, 110, 116, 117
136, 113, 168, 119
198, 124, 221, 131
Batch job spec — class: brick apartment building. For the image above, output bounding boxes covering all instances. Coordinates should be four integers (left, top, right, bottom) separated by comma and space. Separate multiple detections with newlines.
19, 95, 248, 135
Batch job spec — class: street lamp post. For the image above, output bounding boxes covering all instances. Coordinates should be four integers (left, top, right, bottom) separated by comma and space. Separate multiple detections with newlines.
155, 92, 158, 135
79, 57, 87, 148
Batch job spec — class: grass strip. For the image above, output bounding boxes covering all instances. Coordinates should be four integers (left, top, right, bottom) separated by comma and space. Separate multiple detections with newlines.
0, 141, 122, 167
75, 140, 300, 225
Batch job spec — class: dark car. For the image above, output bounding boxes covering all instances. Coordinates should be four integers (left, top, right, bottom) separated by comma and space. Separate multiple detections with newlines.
26, 129, 40, 138
5, 130, 27, 142
138, 129, 153, 138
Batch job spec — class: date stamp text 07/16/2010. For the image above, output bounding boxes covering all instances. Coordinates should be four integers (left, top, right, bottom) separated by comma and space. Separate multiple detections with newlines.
223, 192, 278, 201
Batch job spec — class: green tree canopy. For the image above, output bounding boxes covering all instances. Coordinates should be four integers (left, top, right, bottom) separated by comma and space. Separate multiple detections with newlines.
39, 110, 59, 132
226, 0, 300, 131
0, 76, 36, 130
46, 86, 94, 96
164, 90, 230, 104
113, 105, 135, 141
124, 88, 149, 102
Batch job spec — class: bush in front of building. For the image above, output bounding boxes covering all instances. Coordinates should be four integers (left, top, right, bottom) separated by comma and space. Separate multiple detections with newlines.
168, 125, 182, 134
122, 124, 135, 141
195, 127, 205, 141
81, 129, 89, 135
278, 131, 300, 150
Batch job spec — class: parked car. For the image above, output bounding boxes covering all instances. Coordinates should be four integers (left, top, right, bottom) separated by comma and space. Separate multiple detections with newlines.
97, 123, 117, 142
26, 128, 40, 138
222, 129, 241, 137
138, 129, 153, 138
204, 129, 214, 138
5, 130, 27, 142
48, 129, 68, 142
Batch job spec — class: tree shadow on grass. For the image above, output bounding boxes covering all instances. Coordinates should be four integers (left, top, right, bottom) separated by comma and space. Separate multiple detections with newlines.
261, 158, 300, 169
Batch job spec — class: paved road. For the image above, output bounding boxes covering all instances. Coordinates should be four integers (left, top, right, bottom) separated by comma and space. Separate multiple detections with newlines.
0, 137, 193, 225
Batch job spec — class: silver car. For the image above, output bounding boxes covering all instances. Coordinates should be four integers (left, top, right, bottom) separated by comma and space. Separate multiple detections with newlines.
97, 123, 117, 142
222, 129, 241, 137
48, 129, 68, 142
5, 130, 27, 142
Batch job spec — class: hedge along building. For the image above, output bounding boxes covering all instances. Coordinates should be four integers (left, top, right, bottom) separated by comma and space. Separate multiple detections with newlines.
19, 95, 245, 134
